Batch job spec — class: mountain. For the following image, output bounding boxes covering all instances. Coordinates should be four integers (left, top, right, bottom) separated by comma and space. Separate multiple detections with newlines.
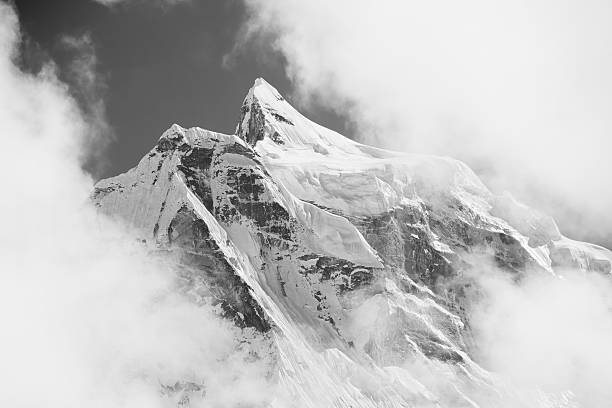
92, 78, 612, 407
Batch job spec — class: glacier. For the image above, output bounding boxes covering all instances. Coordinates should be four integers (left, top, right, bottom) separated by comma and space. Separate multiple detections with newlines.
92, 78, 612, 407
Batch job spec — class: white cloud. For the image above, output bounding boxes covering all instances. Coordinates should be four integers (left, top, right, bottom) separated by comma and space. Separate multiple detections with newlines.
0, 3, 270, 407
238, 0, 612, 245
60, 33, 113, 173
470, 265, 612, 407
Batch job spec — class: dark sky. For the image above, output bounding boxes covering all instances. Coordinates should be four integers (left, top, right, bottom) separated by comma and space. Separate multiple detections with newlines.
13, 0, 347, 179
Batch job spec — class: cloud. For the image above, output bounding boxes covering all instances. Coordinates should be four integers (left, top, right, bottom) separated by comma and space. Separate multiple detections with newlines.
60, 33, 113, 173
469, 264, 612, 407
238, 0, 612, 246
0, 3, 270, 407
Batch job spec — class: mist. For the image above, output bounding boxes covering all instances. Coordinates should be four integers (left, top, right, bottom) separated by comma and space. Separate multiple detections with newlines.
0, 3, 270, 407
238, 0, 612, 247
469, 264, 612, 407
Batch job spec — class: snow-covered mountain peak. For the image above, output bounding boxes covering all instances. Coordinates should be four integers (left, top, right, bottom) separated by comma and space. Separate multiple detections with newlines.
237, 77, 363, 154
158, 123, 244, 149
234, 79, 611, 275
93, 78, 612, 407
251, 77, 285, 104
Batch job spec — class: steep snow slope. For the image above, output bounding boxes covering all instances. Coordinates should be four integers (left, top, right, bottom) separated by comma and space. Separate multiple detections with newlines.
93, 79, 611, 407
238, 78, 612, 276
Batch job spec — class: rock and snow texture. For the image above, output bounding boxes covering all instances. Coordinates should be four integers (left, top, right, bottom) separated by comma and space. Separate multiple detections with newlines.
93, 78, 612, 407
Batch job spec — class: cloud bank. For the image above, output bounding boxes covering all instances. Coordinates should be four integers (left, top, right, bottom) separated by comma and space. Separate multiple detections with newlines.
470, 265, 612, 407
238, 0, 612, 246
0, 3, 269, 407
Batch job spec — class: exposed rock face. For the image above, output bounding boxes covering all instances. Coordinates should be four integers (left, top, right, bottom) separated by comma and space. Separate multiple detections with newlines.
93, 78, 612, 408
